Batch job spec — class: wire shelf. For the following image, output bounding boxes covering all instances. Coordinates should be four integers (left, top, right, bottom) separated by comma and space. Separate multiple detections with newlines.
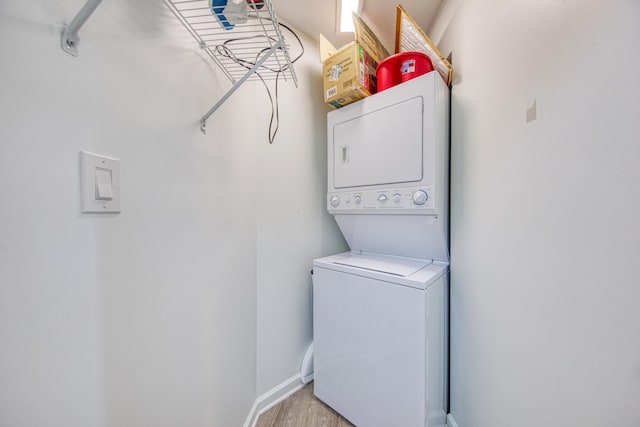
165, 0, 298, 85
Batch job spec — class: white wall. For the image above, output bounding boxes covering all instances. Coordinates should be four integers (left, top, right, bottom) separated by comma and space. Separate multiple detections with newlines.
432, 1, 640, 426
0, 1, 342, 426
255, 32, 347, 396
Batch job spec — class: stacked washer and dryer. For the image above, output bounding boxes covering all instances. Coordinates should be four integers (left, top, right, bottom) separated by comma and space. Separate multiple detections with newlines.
312, 71, 450, 427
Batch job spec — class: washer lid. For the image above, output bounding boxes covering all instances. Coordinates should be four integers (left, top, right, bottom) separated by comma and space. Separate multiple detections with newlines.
331, 252, 431, 277
313, 251, 448, 290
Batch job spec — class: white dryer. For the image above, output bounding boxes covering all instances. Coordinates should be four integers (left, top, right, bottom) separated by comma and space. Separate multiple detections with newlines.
313, 72, 450, 427
326, 70, 449, 260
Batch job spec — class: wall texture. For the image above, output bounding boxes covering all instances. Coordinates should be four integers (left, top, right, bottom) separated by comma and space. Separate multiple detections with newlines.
0, 1, 342, 426
255, 35, 348, 396
433, 1, 640, 426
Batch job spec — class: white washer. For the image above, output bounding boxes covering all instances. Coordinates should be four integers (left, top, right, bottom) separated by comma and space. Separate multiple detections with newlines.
313, 252, 448, 427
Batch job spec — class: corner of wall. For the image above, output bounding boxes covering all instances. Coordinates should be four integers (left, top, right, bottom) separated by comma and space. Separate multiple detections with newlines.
427, 0, 462, 46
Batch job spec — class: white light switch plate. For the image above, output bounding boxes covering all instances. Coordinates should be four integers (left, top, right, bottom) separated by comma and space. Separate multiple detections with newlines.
80, 151, 121, 213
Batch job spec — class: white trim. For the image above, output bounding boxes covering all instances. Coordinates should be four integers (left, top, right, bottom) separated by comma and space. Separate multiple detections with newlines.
243, 374, 305, 427
446, 413, 460, 427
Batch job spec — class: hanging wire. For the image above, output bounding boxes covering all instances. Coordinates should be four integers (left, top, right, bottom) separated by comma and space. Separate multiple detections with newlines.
213, 19, 305, 144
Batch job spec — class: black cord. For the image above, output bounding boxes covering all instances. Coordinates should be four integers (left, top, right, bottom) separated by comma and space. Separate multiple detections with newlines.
253, 71, 280, 144
277, 21, 304, 65
212, 18, 304, 144
270, 70, 280, 143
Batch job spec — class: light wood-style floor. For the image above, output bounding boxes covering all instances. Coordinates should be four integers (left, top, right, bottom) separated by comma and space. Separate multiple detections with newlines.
256, 383, 354, 427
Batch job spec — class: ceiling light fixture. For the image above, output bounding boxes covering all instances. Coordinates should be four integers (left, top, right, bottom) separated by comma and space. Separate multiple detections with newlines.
337, 0, 362, 33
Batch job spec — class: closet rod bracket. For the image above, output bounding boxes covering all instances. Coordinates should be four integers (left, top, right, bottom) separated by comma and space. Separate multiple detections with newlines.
61, 0, 104, 57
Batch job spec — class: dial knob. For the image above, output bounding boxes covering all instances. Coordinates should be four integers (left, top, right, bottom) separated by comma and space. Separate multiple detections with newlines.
377, 194, 388, 202
330, 195, 340, 207
412, 190, 428, 205
354, 195, 362, 204
393, 193, 402, 203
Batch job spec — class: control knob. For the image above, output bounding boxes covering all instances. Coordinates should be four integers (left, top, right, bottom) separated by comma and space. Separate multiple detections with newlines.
377, 194, 388, 203
393, 193, 402, 203
329, 195, 340, 207
412, 190, 429, 205
354, 195, 362, 205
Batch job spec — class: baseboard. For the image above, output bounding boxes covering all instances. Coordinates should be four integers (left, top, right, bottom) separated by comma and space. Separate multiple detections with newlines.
447, 413, 459, 427
243, 374, 305, 427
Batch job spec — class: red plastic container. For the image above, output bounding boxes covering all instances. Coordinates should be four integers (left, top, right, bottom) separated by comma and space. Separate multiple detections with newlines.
376, 52, 434, 92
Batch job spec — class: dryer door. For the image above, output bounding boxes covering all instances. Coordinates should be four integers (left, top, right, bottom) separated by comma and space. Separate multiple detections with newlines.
332, 96, 424, 189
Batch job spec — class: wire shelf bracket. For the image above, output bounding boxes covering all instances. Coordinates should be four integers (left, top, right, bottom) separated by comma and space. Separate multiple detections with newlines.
164, 0, 298, 134
200, 42, 280, 134
61, 0, 104, 57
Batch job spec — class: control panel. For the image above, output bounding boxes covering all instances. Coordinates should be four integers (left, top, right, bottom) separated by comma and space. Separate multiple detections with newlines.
327, 186, 436, 212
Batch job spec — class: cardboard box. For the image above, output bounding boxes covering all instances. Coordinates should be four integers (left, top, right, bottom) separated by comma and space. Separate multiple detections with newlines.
322, 42, 377, 109
321, 14, 389, 109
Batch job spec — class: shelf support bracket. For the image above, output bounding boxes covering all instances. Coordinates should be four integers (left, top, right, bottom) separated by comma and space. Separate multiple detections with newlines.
61, 0, 104, 57
200, 42, 281, 134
